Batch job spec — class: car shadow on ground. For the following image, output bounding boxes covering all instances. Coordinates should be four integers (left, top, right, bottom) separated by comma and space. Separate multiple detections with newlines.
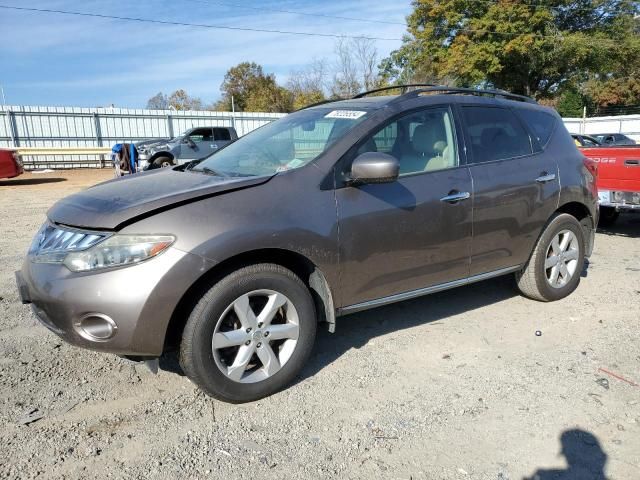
297, 275, 518, 384
597, 212, 640, 239
0, 177, 67, 186
523, 428, 607, 480
158, 276, 520, 380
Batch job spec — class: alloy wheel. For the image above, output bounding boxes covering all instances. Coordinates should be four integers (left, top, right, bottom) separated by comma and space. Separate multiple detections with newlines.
544, 229, 579, 288
211, 289, 299, 383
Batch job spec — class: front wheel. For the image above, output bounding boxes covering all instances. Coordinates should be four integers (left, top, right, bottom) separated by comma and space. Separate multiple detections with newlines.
179, 264, 317, 403
153, 156, 174, 168
515, 213, 585, 302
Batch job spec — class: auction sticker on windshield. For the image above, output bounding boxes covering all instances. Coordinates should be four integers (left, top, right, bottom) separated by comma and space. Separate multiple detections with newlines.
324, 110, 367, 120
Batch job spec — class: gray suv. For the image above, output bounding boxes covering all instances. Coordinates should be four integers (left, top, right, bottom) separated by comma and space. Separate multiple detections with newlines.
136, 126, 238, 170
16, 86, 598, 403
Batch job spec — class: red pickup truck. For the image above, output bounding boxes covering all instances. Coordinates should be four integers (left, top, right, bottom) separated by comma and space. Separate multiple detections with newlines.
573, 135, 640, 226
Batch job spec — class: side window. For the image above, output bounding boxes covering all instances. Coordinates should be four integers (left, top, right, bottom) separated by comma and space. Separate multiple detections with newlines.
188, 128, 212, 142
516, 108, 556, 147
462, 106, 532, 163
214, 128, 231, 141
357, 107, 458, 175
583, 136, 599, 147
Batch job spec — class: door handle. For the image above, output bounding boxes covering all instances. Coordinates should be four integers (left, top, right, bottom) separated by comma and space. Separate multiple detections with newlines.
440, 191, 471, 204
536, 172, 556, 183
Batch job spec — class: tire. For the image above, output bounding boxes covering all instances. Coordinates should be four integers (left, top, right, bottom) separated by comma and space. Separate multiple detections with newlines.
153, 156, 174, 168
179, 264, 317, 403
598, 206, 619, 228
515, 213, 585, 302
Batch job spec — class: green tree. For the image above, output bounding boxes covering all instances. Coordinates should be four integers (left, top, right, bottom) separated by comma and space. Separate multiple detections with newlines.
217, 62, 293, 112
556, 89, 586, 117
380, 0, 639, 103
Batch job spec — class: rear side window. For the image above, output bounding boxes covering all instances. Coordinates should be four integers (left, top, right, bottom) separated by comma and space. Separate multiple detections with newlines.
214, 128, 231, 141
462, 106, 532, 163
516, 109, 556, 147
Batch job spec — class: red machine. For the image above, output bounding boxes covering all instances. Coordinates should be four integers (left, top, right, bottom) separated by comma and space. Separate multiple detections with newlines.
0, 148, 23, 179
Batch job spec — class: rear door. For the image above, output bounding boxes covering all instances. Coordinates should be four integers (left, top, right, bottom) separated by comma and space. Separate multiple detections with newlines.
213, 128, 233, 151
459, 105, 560, 276
336, 105, 473, 307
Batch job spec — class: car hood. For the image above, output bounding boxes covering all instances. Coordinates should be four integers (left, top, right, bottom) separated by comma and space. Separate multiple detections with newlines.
47, 168, 273, 230
135, 138, 170, 147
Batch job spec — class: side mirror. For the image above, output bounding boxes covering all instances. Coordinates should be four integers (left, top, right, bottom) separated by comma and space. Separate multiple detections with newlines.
349, 152, 399, 185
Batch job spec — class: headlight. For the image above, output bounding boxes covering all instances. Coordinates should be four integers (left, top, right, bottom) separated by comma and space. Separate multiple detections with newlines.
63, 234, 175, 272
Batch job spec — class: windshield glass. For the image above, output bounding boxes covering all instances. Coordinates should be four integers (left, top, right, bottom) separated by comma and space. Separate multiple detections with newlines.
191, 107, 370, 177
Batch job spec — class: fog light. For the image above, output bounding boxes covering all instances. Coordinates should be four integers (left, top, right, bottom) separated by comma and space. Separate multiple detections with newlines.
74, 314, 117, 341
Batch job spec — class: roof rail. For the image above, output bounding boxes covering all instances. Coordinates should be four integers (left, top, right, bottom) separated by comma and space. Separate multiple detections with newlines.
352, 84, 438, 99
354, 84, 536, 104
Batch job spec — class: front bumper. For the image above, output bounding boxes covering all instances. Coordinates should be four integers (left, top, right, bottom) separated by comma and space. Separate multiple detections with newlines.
137, 153, 150, 171
16, 247, 215, 356
598, 190, 640, 210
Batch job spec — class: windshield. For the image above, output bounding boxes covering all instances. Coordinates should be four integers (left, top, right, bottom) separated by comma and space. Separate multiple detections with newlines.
191, 107, 370, 177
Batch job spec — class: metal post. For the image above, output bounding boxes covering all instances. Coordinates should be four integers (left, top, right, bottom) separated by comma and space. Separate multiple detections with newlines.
8, 110, 18, 147
93, 113, 104, 168
1, 85, 17, 147
581, 106, 587, 135
231, 95, 236, 131
167, 114, 174, 138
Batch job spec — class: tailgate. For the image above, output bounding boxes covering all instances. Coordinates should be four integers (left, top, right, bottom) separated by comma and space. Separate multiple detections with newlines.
580, 146, 640, 192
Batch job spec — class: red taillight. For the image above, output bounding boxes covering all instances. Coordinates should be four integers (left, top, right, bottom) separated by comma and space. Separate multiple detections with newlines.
583, 156, 598, 177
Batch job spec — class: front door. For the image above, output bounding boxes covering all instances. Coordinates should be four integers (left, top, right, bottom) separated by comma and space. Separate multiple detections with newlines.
179, 128, 216, 163
336, 106, 473, 308
458, 105, 560, 275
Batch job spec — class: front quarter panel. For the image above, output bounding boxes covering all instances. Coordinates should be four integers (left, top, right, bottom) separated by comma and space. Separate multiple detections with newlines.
121, 168, 342, 302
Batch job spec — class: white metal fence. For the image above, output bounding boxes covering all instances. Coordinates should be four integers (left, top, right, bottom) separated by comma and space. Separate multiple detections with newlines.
0, 105, 285, 168
563, 114, 640, 142
1, 104, 639, 169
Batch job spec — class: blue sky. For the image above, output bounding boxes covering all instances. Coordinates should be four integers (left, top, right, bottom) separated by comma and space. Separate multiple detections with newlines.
0, 0, 411, 108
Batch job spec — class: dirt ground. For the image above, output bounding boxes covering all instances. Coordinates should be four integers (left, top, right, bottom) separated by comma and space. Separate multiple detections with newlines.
1, 170, 639, 480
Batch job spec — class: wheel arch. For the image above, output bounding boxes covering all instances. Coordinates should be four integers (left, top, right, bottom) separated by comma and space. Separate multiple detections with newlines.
149, 151, 175, 163
163, 248, 336, 352
555, 201, 595, 257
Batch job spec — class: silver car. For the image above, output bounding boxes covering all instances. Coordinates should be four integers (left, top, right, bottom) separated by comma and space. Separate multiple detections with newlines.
136, 127, 238, 170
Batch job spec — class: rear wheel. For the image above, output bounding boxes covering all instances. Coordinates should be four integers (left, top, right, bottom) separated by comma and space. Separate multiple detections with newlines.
179, 264, 316, 403
153, 156, 174, 168
598, 206, 619, 228
516, 213, 585, 302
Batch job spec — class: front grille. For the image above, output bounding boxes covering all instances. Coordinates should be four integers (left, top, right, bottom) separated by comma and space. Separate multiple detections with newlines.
30, 223, 108, 255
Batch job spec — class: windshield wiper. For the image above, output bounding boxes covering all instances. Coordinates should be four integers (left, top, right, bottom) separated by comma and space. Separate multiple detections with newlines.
185, 159, 203, 170
200, 167, 227, 177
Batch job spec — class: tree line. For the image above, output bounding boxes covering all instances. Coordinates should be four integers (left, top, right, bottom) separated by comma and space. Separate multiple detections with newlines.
146, 37, 381, 113
147, 1, 640, 117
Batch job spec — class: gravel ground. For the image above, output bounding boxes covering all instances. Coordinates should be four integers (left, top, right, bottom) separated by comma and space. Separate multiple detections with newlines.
1, 170, 639, 480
